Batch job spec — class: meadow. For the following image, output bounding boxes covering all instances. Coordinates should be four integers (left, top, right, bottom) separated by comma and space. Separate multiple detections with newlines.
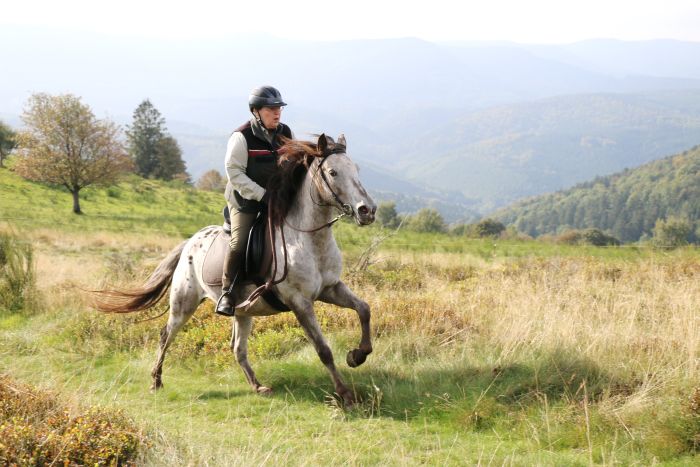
1, 168, 699, 465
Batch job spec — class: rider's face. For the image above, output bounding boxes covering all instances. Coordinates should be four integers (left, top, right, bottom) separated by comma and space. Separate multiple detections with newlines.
257, 106, 282, 130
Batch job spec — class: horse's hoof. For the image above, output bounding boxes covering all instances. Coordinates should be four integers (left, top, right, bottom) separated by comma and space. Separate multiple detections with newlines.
346, 349, 367, 368
339, 390, 356, 408
256, 386, 273, 396
150, 382, 163, 392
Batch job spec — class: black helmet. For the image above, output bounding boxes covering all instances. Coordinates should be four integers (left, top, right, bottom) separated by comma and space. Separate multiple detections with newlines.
248, 86, 287, 111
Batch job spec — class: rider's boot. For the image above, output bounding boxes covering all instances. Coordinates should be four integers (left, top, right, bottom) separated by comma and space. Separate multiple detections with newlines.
216, 248, 240, 317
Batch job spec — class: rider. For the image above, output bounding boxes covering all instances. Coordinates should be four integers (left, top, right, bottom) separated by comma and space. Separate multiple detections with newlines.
216, 85, 294, 316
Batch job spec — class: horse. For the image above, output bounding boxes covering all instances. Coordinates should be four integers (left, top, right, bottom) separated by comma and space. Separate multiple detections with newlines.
93, 134, 377, 406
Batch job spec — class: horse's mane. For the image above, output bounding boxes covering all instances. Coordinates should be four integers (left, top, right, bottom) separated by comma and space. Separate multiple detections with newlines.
266, 136, 344, 226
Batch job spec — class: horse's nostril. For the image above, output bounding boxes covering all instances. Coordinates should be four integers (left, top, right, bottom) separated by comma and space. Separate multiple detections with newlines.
358, 205, 369, 215
371, 206, 377, 215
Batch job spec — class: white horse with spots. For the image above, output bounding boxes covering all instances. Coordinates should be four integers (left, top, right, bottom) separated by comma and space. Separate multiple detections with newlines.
94, 135, 376, 405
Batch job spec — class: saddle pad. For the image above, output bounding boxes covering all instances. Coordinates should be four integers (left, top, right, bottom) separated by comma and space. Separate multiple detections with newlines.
202, 230, 228, 286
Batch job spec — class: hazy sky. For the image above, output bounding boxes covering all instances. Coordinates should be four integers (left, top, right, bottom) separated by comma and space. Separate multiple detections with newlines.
4, 0, 700, 43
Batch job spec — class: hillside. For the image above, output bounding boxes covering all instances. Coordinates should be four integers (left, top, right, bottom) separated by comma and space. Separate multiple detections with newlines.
493, 144, 700, 241
0, 168, 223, 236
397, 91, 700, 208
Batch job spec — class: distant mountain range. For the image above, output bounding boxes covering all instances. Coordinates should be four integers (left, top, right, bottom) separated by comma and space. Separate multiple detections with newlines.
493, 144, 700, 242
2, 28, 700, 221
393, 90, 700, 209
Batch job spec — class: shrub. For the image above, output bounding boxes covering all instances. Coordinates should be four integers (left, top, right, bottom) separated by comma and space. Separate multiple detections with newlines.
403, 208, 446, 233
249, 326, 307, 359
0, 376, 145, 465
473, 218, 506, 237
376, 201, 400, 229
653, 217, 692, 249
580, 228, 620, 246
0, 230, 36, 313
196, 169, 226, 192
551, 228, 619, 246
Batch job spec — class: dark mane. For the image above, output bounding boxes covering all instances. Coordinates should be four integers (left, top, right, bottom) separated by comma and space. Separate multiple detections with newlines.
266, 138, 321, 226
266, 136, 348, 226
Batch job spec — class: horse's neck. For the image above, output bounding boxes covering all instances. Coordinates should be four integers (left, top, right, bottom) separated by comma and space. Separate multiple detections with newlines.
285, 169, 336, 245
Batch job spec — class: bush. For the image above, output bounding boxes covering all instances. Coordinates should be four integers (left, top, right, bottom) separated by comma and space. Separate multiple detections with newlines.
555, 229, 581, 244
196, 169, 226, 192
550, 228, 619, 246
403, 208, 446, 233
653, 217, 692, 249
580, 228, 620, 246
376, 201, 400, 229
474, 218, 506, 237
0, 231, 36, 313
0, 376, 145, 465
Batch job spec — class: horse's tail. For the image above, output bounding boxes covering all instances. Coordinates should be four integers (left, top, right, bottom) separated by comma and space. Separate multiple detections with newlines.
92, 240, 188, 313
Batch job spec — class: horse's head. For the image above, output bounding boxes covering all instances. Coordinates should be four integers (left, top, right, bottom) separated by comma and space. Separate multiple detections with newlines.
314, 134, 376, 226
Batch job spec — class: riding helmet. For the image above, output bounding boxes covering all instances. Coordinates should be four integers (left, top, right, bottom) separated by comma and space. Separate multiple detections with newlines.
248, 86, 287, 111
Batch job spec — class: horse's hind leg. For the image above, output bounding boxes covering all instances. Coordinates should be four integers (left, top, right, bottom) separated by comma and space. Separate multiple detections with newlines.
320, 281, 372, 368
150, 282, 200, 390
230, 315, 271, 394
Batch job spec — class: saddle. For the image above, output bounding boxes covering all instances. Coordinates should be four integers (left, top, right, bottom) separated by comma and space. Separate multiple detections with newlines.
200, 207, 289, 311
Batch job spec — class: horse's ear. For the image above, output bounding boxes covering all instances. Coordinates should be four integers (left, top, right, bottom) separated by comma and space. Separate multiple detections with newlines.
317, 134, 328, 155
337, 134, 346, 147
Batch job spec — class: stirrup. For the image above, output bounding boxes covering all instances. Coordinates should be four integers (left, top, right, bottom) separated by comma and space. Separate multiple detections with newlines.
215, 292, 235, 317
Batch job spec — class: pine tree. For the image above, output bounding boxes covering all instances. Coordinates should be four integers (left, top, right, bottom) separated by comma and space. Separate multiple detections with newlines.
153, 135, 188, 181
0, 120, 16, 168
126, 100, 189, 182
126, 100, 166, 178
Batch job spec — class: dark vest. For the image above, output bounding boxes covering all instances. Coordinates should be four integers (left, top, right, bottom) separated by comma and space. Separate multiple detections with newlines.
232, 121, 292, 213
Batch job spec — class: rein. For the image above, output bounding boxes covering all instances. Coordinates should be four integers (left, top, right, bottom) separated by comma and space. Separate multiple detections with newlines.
238, 148, 351, 308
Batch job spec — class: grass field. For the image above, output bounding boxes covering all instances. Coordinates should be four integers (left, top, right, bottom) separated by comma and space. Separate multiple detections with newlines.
1, 168, 699, 465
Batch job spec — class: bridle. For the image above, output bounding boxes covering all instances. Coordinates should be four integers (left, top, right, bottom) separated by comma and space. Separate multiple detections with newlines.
287, 147, 354, 233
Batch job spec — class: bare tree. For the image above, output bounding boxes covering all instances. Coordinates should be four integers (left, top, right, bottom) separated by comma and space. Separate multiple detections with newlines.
14, 93, 133, 214
196, 169, 226, 192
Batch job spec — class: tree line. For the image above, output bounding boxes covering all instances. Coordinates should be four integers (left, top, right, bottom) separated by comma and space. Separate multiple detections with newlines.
493, 145, 700, 243
1, 94, 189, 214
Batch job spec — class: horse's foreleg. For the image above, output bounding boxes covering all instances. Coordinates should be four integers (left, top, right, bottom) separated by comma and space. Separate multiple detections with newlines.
292, 299, 354, 405
231, 315, 271, 394
319, 281, 372, 368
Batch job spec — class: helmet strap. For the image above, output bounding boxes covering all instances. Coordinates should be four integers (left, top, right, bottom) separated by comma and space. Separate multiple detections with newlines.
251, 108, 264, 128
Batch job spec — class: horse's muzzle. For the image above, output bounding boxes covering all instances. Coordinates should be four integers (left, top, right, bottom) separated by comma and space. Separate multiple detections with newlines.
355, 203, 376, 225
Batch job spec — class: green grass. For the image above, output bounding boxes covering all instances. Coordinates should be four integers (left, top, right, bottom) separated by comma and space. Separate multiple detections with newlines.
2, 307, 698, 465
0, 312, 663, 465
1, 168, 699, 464
0, 168, 222, 237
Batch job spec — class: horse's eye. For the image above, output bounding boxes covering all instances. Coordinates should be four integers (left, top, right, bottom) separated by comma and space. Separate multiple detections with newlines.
329, 169, 338, 177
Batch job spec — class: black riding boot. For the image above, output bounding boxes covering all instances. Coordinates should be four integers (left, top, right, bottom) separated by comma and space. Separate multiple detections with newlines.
216, 248, 240, 317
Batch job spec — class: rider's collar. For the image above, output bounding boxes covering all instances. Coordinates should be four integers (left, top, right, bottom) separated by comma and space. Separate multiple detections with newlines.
250, 117, 281, 146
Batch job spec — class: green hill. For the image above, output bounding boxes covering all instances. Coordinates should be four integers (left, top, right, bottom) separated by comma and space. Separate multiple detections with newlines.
0, 167, 224, 237
493, 144, 700, 242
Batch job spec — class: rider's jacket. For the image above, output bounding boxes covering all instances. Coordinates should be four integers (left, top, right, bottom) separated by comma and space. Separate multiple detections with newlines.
224, 118, 293, 213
